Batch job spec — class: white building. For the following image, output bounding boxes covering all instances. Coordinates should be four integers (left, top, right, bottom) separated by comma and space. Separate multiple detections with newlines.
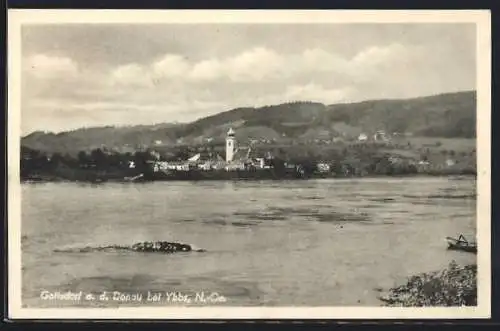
358, 133, 368, 141
226, 128, 236, 163
373, 130, 388, 142
317, 163, 331, 173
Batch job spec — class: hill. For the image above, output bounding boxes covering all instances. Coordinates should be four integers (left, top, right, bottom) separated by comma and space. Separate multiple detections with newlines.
21, 91, 476, 155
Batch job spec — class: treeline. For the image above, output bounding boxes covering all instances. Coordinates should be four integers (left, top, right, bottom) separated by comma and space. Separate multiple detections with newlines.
21, 147, 160, 182
21, 143, 475, 183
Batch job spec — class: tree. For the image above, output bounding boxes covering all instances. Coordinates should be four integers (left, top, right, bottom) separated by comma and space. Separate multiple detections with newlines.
78, 151, 89, 166
270, 157, 286, 175
50, 153, 63, 168
90, 148, 107, 169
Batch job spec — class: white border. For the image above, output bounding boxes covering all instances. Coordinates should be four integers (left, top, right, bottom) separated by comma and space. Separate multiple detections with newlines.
7, 9, 492, 320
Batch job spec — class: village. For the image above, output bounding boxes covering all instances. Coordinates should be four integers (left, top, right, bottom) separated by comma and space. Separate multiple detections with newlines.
122, 127, 476, 179
20, 126, 476, 183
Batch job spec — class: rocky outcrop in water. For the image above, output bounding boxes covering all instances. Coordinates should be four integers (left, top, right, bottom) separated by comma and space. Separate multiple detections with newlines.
131, 241, 205, 253
54, 241, 206, 254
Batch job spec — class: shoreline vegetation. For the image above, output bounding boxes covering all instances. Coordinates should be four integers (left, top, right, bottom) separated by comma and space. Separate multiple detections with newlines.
22, 171, 477, 184
379, 261, 477, 307
21, 143, 476, 183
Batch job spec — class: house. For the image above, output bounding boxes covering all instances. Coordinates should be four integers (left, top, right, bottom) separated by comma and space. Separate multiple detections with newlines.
163, 162, 190, 171
373, 130, 388, 142
316, 162, 331, 173
185, 151, 226, 170
225, 163, 247, 171
358, 133, 368, 141
446, 159, 456, 167
149, 150, 161, 161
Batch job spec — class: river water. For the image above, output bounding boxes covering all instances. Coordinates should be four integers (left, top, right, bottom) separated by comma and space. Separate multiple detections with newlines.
21, 177, 477, 307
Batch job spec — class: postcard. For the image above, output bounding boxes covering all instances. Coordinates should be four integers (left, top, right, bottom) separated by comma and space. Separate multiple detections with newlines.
7, 9, 491, 319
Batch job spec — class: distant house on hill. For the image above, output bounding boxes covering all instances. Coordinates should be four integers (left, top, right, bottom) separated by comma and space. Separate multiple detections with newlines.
446, 159, 456, 167
358, 133, 368, 141
373, 130, 388, 142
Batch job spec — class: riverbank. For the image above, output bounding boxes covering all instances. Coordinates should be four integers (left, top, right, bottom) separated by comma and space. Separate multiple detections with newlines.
20, 168, 476, 184
378, 261, 477, 307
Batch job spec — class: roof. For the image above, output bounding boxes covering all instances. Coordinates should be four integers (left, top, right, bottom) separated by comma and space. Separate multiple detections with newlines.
233, 146, 258, 161
187, 151, 224, 162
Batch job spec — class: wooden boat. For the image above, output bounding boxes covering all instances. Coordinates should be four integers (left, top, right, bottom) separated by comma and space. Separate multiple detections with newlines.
124, 173, 145, 182
446, 235, 477, 254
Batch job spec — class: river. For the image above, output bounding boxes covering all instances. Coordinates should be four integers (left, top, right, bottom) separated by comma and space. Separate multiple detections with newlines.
21, 177, 477, 307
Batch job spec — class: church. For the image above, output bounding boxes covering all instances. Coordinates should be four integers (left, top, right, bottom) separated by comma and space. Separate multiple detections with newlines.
151, 127, 268, 173
224, 127, 265, 170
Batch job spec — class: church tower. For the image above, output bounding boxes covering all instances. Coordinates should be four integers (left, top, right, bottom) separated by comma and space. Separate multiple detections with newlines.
226, 128, 235, 163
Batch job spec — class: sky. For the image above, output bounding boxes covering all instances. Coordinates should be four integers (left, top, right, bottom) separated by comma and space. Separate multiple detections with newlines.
21, 23, 476, 134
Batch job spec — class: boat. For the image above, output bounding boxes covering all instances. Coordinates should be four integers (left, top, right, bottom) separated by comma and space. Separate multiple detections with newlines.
124, 173, 145, 182
446, 235, 477, 254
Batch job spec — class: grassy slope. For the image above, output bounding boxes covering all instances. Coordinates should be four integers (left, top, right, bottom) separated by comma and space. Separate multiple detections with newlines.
21, 91, 476, 155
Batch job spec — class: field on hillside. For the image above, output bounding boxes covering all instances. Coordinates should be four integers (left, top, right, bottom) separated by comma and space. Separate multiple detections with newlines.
21, 91, 476, 156
396, 137, 476, 152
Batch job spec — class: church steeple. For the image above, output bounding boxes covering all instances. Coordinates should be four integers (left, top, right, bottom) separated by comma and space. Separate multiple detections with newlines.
226, 128, 235, 163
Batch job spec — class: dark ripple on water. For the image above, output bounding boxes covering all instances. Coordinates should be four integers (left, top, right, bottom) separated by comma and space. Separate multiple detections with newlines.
360, 204, 385, 209
231, 221, 260, 227
179, 219, 196, 223
368, 198, 396, 203
234, 207, 372, 224
308, 211, 370, 223
402, 194, 476, 200
178, 205, 373, 228
296, 196, 325, 200
409, 201, 439, 206
357, 221, 396, 226
202, 219, 229, 226
233, 211, 288, 221
413, 212, 438, 217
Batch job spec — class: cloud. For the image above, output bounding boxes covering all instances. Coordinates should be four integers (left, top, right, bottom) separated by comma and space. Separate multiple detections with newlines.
302, 48, 348, 73
284, 83, 355, 104
152, 54, 191, 79
24, 54, 78, 79
20, 38, 475, 134
188, 59, 224, 81
110, 63, 153, 87
225, 47, 285, 82
150, 47, 286, 83
352, 43, 407, 67
349, 43, 417, 79
104, 44, 415, 88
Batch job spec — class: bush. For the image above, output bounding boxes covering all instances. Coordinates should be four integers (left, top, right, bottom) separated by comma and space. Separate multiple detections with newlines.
379, 261, 477, 306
